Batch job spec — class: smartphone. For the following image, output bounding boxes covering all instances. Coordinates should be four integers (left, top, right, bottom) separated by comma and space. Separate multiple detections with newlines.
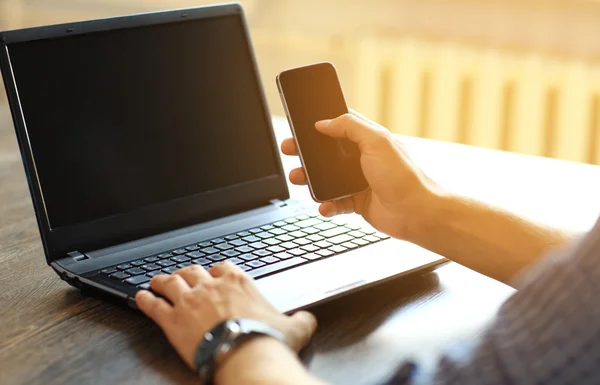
276, 62, 369, 202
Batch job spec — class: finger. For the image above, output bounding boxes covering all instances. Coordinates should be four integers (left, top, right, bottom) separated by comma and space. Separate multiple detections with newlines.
136, 290, 173, 326
209, 261, 243, 278
289, 168, 307, 185
287, 311, 318, 351
151, 274, 190, 304
318, 197, 355, 217
281, 138, 299, 156
349, 109, 385, 129
173, 265, 212, 287
315, 113, 389, 151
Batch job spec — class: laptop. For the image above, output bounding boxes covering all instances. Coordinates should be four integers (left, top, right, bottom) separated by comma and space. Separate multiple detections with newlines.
0, 3, 445, 313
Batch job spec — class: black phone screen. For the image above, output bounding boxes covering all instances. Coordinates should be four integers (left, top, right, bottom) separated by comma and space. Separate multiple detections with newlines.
278, 63, 369, 201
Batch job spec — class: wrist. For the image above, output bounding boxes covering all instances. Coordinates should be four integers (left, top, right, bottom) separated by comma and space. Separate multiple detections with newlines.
214, 336, 317, 385
403, 187, 453, 245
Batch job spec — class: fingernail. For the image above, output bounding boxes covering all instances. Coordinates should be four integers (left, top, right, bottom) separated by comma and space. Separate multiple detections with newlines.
315, 120, 331, 129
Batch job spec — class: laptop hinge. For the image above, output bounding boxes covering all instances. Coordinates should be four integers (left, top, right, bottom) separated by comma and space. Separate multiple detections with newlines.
270, 199, 288, 208
67, 251, 89, 262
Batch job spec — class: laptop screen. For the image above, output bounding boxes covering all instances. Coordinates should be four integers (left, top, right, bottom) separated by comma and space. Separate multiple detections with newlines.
7, 15, 279, 230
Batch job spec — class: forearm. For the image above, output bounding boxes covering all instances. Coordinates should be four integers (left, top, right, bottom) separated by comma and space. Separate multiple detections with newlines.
407, 192, 575, 285
215, 337, 325, 385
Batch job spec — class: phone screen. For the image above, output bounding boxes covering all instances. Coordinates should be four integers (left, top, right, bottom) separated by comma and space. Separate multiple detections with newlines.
277, 63, 369, 202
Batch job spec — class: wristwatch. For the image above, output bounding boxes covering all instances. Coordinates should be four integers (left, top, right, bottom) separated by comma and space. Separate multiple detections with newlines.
194, 318, 288, 384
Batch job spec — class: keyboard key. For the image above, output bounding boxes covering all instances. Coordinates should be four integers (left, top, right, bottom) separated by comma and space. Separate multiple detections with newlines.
282, 224, 300, 232
293, 238, 311, 246
307, 212, 320, 217
237, 231, 252, 237
342, 241, 359, 249
289, 230, 307, 238
363, 235, 381, 243
229, 239, 247, 247
303, 253, 321, 261
235, 245, 255, 254
148, 271, 165, 278
185, 245, 200, 252
157, 253, 172, 259
248, 257, 307, 279
348, 230, 366, 238
125, 275, 151, 285
239, 253, 257, 261
144, 256, 160, 263
131, 260, 145, 267
209, 262, 222, 268
321, 227, 351, 238
315, 222, 336, 231
266, 245, 286, 253
261, 225, 275, 231
222, 250, 240, 257
329, 234, 354, 245
117, 264, 132, 270
110, 271, 131, 280
346, 223, 363, 230
187, 251, 205, 258
352, 238, 369, 246
201, 247, 220, 255
138, 283, 151, 290
288, 248, 307, 256
242, 235, 261, 243
329, 245, 348, 253
239, 265, 252, 272
296, 218, 322, 228
268, 228, 286, 236
256, 232, 274, 239
192, 258, 211, 266
163, 267, 179, 274
198, 241, 212, 248
273, 221, 287, 227
296, 214, 310, 221
172, 256, 191, 263
319, 216, 333, 222
211, 238, 226, 244
141, 264, 161, 271
157, 260, 176, 267
101, 267, 117, 274
285, 218, 299, 224
225, 234, 239, 241
301, 227, 320, 235
275, 252, 293, 260
260, 256, 280, 264
172, 249, 187, 255
263, 238, 281, 246
300, 244, 320, 253
315, 240, 333, 249
316, 249, 335, 257
306, 234, 324, 242
374, 232, 391, 240
276, 234, 294, 242
226, 257, 245, 265
177, 262, 193, 268
280, 242, 299, 250
331, 218, 347, 226
247, 260, 266, 268
253, 249, 272, 257
215, 243, 233, 251
249, 242, 268, 249
208, 254, 227, 262
249, 228, 262, 234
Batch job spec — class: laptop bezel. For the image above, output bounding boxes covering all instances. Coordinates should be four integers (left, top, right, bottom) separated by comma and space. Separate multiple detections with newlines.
0, 3, 290, 264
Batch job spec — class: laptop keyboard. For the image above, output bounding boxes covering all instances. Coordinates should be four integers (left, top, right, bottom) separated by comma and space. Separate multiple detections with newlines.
96, 212, 390, 291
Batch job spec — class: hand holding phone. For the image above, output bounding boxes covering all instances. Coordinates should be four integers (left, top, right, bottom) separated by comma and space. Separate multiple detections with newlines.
276, 62, 369, 202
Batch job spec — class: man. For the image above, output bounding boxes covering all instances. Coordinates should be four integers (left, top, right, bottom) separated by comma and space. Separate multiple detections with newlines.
135, 111, 600, 384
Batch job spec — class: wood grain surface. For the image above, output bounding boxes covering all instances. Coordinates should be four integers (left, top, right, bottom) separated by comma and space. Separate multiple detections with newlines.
0, 106, 514, 385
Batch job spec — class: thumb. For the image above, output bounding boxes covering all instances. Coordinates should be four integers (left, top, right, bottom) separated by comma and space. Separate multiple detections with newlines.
315, 113, 386, 151
286, 311, 318, 351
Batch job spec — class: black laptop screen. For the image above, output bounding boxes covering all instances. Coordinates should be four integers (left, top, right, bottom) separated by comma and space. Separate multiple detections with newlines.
7, 15, 279, 230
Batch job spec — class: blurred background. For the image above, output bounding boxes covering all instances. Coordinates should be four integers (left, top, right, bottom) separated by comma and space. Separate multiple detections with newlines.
2, 0, 600, 164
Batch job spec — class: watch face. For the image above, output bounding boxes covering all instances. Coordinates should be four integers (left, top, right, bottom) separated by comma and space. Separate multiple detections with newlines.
196, 322, 229, 369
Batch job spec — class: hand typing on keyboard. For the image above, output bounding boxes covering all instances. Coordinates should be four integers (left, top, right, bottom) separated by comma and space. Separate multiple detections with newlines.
281, 110, 440, 241
136, 263, 318, 381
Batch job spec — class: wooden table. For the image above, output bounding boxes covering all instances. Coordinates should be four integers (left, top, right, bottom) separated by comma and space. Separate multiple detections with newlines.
2, 107, 600, 385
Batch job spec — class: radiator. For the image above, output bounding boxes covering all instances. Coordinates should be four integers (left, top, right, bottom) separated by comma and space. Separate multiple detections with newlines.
353, 38, 600, 165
